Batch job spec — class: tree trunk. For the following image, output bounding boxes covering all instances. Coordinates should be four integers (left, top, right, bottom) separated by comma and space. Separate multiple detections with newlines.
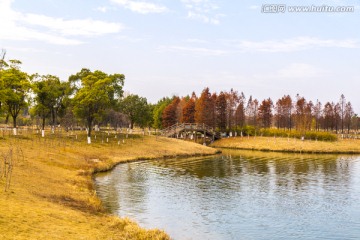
87, 118, 92, 137
13, 116, 17, 128
4, 114, 10, 124
130, 121, 134, 129
42, 116, 46, 130
51, 108, 56, 127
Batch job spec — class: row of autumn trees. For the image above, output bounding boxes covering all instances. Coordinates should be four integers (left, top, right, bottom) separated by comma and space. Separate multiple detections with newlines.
153, 88, 358, 134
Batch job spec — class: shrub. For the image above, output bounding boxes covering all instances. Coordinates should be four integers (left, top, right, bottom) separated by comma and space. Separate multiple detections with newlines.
236, 125, 256, 136
258, 128, 337, 141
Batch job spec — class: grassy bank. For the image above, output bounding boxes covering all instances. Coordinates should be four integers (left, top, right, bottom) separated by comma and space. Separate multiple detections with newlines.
0, 133, 217, 240
211, 136, 360, 154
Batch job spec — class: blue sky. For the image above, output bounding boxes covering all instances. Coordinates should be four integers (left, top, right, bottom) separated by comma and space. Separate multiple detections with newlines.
1, 0, 359, 112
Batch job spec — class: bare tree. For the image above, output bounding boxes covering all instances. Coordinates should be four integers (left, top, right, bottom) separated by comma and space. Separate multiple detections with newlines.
313, 100, 322, 131
339, 94, 346, 133
345, 102, 354, 134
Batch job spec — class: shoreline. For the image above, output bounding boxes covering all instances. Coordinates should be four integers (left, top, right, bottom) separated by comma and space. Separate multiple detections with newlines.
211, 136, 360, 155
213, 146, 360, 155
92, 151, 221, 175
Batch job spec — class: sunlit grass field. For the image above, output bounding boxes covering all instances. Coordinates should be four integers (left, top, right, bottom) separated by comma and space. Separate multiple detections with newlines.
211, 136, 360, 154
0, 130, 217, 240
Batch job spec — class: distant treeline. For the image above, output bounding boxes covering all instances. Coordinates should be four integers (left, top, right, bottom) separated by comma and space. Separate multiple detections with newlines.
153, 87, 358, 135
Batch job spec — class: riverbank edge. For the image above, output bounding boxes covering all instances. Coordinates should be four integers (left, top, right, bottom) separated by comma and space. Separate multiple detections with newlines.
92, 150, 222, 175
211, 146, 360, 155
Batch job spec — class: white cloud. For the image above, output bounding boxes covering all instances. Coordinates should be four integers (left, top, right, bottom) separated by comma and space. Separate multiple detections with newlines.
0, 0, 124, 45
254, 63, 327, 80
111, 0, 168, 14
181, 0, 224, 24
23, 14, 123, 37
233, 37, 360, 52
158, 45, 227, 56
96, 6, 110, 13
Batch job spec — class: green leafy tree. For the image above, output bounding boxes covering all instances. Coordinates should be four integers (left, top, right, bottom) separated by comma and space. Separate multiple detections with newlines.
69, 68, 124, 140
0, 60, 30, 129
152, 97, 172, 129
119, 94, 151, 129
32, 74, 69, 130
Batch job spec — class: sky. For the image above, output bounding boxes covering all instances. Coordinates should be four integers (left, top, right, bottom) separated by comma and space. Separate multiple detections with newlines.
0, 0, 359, 112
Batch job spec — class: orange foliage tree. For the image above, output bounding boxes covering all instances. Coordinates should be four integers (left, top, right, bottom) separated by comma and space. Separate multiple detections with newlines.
162, 97, 180, 128
258, 98, 273, 128
195, 88, 215, 127
216, 91, 227, 132
182, 92, 196, 123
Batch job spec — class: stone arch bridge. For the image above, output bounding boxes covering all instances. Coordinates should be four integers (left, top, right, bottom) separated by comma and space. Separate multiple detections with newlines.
160, 123, 221, 141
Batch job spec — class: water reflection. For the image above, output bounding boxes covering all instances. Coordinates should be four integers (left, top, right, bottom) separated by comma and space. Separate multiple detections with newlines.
95, 150, 360, 240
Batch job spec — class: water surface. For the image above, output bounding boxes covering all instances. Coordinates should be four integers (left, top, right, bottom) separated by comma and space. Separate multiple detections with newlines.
95, 150, 360, 240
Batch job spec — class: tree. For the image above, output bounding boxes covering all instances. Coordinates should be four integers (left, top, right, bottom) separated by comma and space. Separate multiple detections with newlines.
210, 92, 217, 129
246, 96, 258, 127
313, 100, 322, 131
339, 94, 346, 133
351, 114, 359, 132
152, 97, 172, 129
70, 68, 124, 142
235, 92, 246, 128
195, 87, 215, 127
119, 94, 151, 129
344, 102, 354, 133
226, 88, 239, 131
294, 95, 312, 131
258, 98, 273, 128
32, 74, 68, 130
177, 97, 188, 123
162, 97, 180, 128
0, 60, 30, 131
274, 95, 293, 130
323, 102, 334, 131
333, 103, 341, 133
216, 91, 227, 132
182, 92, 196, 123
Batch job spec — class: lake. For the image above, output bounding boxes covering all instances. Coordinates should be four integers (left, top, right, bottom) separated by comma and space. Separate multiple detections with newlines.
95, 150, 360, 240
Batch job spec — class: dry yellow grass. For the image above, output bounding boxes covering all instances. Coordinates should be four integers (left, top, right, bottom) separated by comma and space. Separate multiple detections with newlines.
0, 133, 217, 240
211, 136, 360, 154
